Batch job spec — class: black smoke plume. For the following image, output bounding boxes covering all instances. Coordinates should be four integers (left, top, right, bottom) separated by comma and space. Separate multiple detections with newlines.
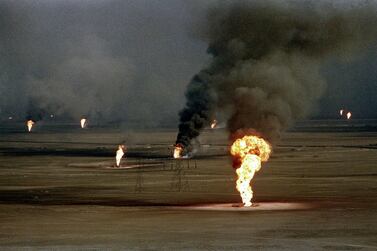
175, 71, 215, 152
176, 0, 377, 151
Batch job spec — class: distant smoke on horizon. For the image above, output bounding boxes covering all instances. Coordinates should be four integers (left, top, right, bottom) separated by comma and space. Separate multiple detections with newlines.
0, 0, 207, 125
176, 0, 377, 150
0, 0, 377, 129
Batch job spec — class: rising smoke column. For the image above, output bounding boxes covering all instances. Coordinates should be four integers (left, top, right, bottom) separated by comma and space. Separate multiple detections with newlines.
175, 71, 215, 152
176, 0, 377, 150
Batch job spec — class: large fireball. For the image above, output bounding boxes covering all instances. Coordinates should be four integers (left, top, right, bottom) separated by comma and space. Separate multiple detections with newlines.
230, 135, 271, 207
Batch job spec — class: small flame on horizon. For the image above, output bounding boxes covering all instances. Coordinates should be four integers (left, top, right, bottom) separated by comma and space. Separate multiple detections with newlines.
116, 145, 126, 167
80, 118, 87, 128
210, 119, 217, 129
173, 145, 183, 159
26, 120, 34, 132
230, 135, 271, 207
347, 112, 352, 120
340, 109, 344, 116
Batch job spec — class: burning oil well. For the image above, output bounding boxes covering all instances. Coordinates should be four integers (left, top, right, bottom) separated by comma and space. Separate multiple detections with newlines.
80, 118, 87, 129
175, 1, 377, 206
26, 119, 34, 132
115, 144, 126, 167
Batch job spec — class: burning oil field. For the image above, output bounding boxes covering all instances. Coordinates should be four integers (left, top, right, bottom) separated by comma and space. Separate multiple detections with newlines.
1, 0, 377, 250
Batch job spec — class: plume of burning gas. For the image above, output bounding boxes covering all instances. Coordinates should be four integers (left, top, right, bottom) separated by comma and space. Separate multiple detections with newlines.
230, 134, 271, 206
339, 108, 352, 119
26, 120, 34, 132
115, 145, 126, 167
80, 118, 87, 129
176, 1, 377, 151
210, 119, 217, 129
173, 144, 184, 159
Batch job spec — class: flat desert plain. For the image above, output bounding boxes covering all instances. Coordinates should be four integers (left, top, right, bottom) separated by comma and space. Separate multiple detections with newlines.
0, 120, 376, 250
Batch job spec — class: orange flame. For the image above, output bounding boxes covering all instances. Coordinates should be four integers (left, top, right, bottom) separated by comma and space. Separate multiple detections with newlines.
173, 145, 183, 159
347, 112, 352, 120
210, 119, 217, 129
80, 118, 86, 128
230, 135, 271, 207
26, 120, 34, 132
116, 145, 125, 167
340, 109, 344, 116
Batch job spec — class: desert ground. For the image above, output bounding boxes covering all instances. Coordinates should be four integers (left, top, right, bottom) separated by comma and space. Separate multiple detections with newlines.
0, 120, 376, 250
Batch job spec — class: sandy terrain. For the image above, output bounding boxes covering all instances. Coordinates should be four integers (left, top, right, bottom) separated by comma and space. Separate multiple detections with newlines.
0, 120, 376, 250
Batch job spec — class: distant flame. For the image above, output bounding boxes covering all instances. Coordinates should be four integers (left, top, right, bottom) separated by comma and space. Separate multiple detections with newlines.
116, 145, 125, 167
210, 119, 217, 129
26, 120, 34, 132
230, 135, 271, 207
340, 109, 344, 116
347, 112, 352, 120
173, 145, 183, 159
80, 118, 86, 128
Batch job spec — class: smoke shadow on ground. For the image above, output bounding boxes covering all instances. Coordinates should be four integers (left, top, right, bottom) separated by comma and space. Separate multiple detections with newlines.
0, 147, 229, 159
0, 186, 181, 207
0, 186, 352, 210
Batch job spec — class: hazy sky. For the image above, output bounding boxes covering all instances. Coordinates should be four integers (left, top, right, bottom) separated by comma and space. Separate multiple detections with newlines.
0, 0, 376, 126
320, 48, 377, 118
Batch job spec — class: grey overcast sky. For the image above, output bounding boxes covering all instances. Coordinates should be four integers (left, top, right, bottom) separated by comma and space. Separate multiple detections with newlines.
0, 0, 376, 126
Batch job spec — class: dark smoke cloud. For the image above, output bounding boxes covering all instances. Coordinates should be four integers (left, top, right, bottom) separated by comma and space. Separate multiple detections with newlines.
0, 0, 208, 125
175, 70, 215, 150
176, 0, 377, 150
1, 0, 377, 131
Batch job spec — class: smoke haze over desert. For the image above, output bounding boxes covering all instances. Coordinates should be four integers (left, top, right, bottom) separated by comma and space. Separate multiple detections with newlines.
0, 1, 376, 250
0, 0, 376, 126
